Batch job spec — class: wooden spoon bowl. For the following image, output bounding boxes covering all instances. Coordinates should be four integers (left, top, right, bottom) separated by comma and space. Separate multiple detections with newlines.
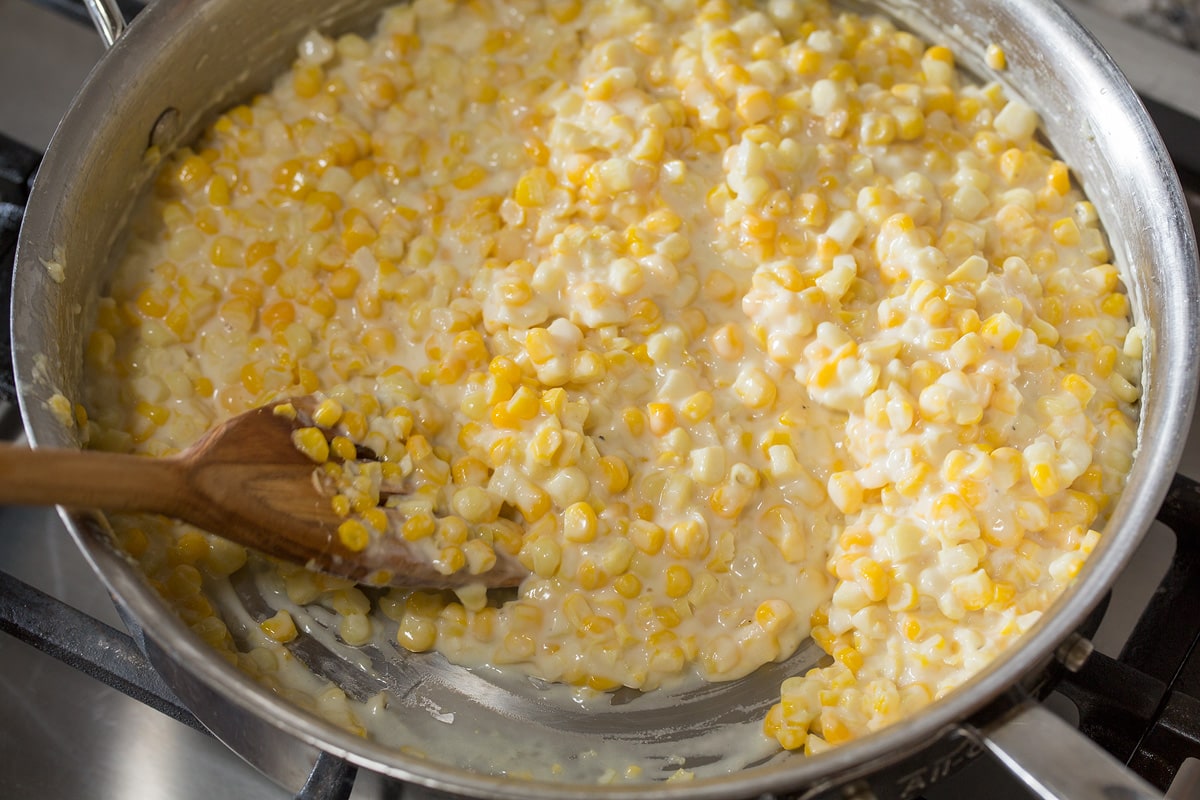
0, 400, 526, 589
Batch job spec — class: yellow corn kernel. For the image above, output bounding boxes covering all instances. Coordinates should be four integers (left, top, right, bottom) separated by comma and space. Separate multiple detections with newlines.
711, 322, 744, 359
258, 300, 294, 331
992, 581, 1017, 606
998, 149, 1024, 184
458, 539, 495, 576
540, 386, 567, 416
1101, 293, 1129, 317
827, 471, 863, 515
1030, 462, 1061, 497
167, 532, 207, 568
489, 403, 519, 430
647, 403, 676, 436
571, 351, 606, 383
327, 267, 361, 300
599, 455, 630, 493
525, 537, 562, 578
986, 43, 1007, 70
451, 456, 489, 486
925, 44, 954, 64
794, 192, 827, 227
306, 291, 336, 318
451, 162, 488, 190
1052, 217, 1081, 246
508, 385, 540, 421
292, 63, 323, 98
402, 511, 437, 541
1110, 373, 1141, 404
1062, 373, 1096, 406
705, 481, 743, 519
524, 425, 560, 467
209, 236, 244, 268
292, 427, 330, 464
653, 606, 682, 629
856, 558, 889, 602
563, 502, 599, 543
736, 85, 773, 124
433, 545, 466, 576
734, 367, 777, 410
755, 598, 795, 633
614, 573, 642, 599
487, 436, 516, 468
488, 355, 521, 385
359, 327, 394, 358
360, 507, 389, 534
312, 398, 344, 428
680, 391, 714, 422
397, 615, 437, 653
133, 400, 168, 427
330, 435, 357, 462
1048, 161, 1071, 195
630, 520, 665, 555
834, 646, 864, 674
434, 516, 469, 547
273, 403, 298, 424
337, 519, 370, 552
860, 112, 896, 146
789, 45, 820, 75
451, 486, 499, 524
955, 569, 994, 611
980, 312, 1022, 351
207, 174, 231, 207
668, 519, 709, 559
665, 565, 693, 598
174, 153, 213, 194
261, 609, 298, 643
515, 167, 554, 207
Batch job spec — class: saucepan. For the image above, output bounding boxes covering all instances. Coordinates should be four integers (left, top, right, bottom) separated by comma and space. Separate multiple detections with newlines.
9, 0, 1198, 797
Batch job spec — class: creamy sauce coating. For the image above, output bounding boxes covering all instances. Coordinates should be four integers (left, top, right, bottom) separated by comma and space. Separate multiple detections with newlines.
80, 0, 1141, 774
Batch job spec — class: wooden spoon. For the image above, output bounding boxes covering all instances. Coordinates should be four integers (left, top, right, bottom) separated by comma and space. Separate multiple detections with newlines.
0, 400, 526, 589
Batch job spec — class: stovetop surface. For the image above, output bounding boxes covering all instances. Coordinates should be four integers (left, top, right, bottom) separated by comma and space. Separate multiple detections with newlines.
1, 2, 1198, 799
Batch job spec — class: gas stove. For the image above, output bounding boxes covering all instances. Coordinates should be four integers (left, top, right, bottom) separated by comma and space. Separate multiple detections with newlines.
2, 2, 1200, 799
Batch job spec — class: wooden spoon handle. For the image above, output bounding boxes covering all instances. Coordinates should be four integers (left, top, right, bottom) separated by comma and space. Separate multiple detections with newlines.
0, 443, 186, 515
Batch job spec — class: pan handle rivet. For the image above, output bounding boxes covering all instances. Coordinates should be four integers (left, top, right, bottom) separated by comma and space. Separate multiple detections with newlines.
149, 108, 181, 151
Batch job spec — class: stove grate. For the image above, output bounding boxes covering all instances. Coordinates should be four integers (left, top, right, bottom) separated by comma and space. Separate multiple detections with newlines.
0, 570, 359, 800
1058, 473, 1200, 792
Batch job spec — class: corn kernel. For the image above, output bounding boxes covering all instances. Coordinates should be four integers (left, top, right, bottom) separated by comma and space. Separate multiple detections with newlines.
292, 427, 330, 463
563, 502, 599, 543
261, 610, 298, 643
665, 565, 693, 598
337, 519, 370, 552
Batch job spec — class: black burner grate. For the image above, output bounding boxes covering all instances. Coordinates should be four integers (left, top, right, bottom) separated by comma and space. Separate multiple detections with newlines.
0, 572, 358, 800
1057, 473, 1200, 792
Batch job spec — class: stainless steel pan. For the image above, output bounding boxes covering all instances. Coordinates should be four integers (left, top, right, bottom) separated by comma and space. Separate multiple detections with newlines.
12, 0, 1199, 797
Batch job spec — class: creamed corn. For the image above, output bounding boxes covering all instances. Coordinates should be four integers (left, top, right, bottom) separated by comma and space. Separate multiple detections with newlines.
79, 0, 1141, 764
